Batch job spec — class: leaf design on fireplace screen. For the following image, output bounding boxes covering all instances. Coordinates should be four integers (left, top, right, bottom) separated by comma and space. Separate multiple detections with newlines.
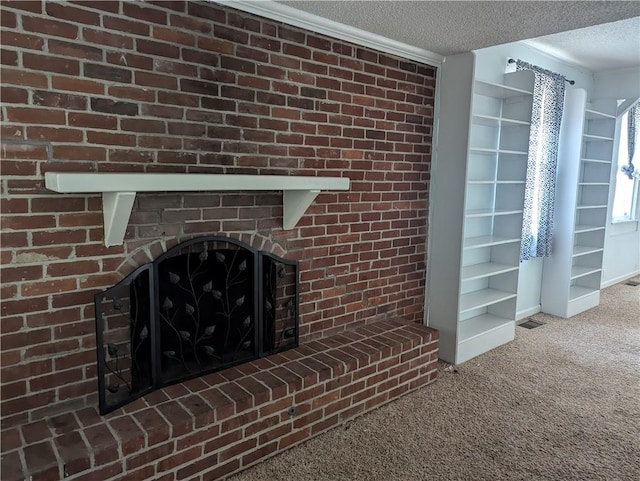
96, 264, 154, 412
94, 236, 299, 415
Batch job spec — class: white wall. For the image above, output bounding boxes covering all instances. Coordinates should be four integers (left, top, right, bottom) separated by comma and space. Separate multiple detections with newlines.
473, 42, 595, 319
599, 71, 640, 286
593, 67, 640, 100
602, 220, 640, 286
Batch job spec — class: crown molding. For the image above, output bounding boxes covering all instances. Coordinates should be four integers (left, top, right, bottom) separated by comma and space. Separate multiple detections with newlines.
212, 0, 443, 67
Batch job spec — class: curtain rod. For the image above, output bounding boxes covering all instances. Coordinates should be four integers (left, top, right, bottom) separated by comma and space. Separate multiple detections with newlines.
507, 58, 575, 85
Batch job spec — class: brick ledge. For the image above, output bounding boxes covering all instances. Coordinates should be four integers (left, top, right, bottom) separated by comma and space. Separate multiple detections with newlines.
1, 319, 438, 481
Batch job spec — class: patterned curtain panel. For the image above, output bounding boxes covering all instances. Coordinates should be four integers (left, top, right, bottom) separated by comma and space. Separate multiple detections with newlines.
622, 104, 639, 179
516, 60, 567, 262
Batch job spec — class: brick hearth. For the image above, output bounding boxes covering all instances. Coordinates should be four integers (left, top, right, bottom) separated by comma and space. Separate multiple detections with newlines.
1, 320, 438, 480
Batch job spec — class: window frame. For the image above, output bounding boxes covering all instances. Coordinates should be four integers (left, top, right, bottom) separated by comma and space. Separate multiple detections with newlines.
611, 105, 640, 224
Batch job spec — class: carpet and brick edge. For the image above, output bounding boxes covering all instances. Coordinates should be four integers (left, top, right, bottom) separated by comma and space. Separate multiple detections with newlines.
0, 320, 438, 481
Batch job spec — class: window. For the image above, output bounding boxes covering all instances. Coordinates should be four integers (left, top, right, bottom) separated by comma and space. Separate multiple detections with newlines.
611, 106, 640, 222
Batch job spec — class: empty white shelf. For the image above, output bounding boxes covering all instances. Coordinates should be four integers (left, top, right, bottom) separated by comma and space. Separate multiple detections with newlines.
464, 235, 521, 249
585, 109, 615, 120
468, 180, 524, 186
570, 266, 601, 280
569, 286, 599, 301
462, 262, 518, 281
459, 314, 512, 343
474, 80, 532, 98
572, 246, 603, 257
472, 114, 530, 127
581, 158, 612, 164
460, 288, 516, 313
574, 224, 606, 234
469, 147, 528, 156
45, 172, 350, 246
466, 208, 523, 218
583, 134, 614, 142
576, 204, 608, 210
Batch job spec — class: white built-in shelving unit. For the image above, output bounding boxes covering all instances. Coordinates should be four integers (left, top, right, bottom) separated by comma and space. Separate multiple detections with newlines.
429, 52, 534, 364
541, 92, 616, 317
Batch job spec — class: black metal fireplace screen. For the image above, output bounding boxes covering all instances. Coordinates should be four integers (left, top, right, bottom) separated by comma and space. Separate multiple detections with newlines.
95, 236, 299, 415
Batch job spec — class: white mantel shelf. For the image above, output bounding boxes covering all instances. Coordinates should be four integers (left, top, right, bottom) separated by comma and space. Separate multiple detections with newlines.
44, 172, 350, 246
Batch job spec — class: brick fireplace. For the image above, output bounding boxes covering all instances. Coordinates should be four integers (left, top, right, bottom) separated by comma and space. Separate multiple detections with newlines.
0, 1, 438, 479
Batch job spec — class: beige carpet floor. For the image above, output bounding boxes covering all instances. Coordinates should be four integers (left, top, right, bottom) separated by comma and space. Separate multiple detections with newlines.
229, 277, 640, 481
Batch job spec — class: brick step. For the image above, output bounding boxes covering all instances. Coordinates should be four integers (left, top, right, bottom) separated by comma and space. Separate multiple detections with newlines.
0, 319, 438, 481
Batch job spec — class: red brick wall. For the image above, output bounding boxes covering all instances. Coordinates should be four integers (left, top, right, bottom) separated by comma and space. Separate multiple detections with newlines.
0, 0, 435, 427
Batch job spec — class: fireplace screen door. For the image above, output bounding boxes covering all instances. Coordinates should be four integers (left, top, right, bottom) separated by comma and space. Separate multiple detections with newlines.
95, 236, 299, 414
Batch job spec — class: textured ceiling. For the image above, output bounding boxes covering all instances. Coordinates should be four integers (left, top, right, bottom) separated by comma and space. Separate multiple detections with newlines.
527, 17, 640, 71
279, 1, 640, 69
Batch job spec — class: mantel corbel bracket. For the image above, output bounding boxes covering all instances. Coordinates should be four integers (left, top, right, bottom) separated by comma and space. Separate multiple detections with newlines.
102, 192, 137, 247
283, 190, 321, 230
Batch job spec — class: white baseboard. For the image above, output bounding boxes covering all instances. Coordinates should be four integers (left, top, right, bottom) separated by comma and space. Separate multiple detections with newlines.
516, 305, 541, 321
601, 270, 640, 288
